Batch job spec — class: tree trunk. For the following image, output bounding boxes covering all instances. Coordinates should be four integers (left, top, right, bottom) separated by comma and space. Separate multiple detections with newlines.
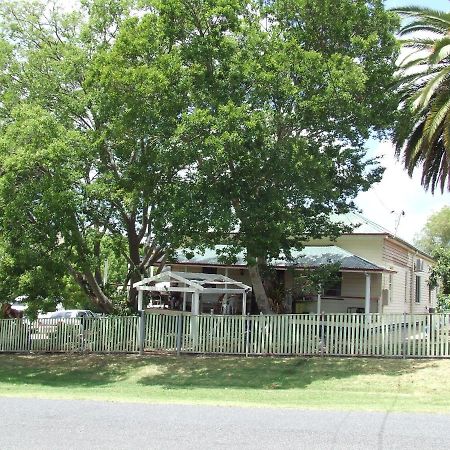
83, 270, 114, 313
68, 266, 112, 313
126, 221, 143, 311
93, 239, 103, 286
282, 292, 293, 314
127, 272, 141, 311
247, 262, 273, 314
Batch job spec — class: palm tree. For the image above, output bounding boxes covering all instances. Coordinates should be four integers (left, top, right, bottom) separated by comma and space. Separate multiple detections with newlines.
393, 6, 450, 193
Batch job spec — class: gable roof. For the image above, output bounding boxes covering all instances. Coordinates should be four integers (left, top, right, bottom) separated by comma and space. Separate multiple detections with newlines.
174, 245, 389, 273
331, 211, 393, 234
333, 211, 433, 260
134, 271, 251, 294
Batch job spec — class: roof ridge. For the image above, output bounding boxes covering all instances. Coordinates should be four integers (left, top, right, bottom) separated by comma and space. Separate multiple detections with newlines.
351, 211, 393, 234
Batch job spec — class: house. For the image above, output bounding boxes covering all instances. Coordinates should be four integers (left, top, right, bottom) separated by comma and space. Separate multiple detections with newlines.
307, 212, 436, 314
169, 212, 436, 314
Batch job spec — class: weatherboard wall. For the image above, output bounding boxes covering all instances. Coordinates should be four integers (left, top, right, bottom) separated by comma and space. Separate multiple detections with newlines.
312, 233, 437, 314
309, 235, 385, 266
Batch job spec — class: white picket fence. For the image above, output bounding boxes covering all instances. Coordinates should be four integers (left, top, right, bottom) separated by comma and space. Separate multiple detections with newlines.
145, 313, 450, 358
2, 313, 450, 357
0, 317, 139, 353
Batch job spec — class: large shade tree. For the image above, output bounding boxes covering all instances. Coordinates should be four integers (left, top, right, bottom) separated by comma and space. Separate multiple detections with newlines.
0, 0, 400, 314
168, 0, 400, 313
393, 6, 450, 193
0, 0, 207, 312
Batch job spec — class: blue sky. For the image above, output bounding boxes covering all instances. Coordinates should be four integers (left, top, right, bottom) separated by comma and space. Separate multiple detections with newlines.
355, 0, 450, 244
385, 0, 450, 10
385, 0, 449, 9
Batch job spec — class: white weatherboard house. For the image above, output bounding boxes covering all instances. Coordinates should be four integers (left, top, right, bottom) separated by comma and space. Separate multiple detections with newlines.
167, 213, 436, 315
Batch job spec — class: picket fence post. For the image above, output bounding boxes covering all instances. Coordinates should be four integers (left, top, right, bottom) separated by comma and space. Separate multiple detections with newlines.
402, 312, 406, 359
176, 313, 183, 356
245, 315, 250, 357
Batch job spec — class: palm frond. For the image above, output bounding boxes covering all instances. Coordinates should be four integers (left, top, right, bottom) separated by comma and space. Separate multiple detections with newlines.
412, 66, 450, 111
400, 42, 434, 51
401, 120, 426, 167
422, 147, 445, 193
442, 112, 450, 150
398, 37, 438, 47
423, 95, 450, 142
393, 5, 450, 193
393, 67, 441, 91
398, 22, 447, 37
391, 7, 450, 25
398, 55, 429, 71
435, 150, 449, 193
430, 36, 450, 64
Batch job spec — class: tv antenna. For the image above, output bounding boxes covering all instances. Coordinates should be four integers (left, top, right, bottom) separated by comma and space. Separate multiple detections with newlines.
391, 210, 405, 237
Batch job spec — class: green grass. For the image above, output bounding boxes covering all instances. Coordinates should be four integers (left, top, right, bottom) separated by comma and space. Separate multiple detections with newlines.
1, 354, 450, 412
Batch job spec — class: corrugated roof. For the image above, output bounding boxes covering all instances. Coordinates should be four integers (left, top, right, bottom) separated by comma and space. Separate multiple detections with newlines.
331, 211, 393, 234
174, 245, 386, 272
332, 212, 433, 260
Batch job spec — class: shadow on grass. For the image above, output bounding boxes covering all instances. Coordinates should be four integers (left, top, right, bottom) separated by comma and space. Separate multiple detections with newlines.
0, 354, 148, 387
137, 355, 435, 390
0, 353, 437, 391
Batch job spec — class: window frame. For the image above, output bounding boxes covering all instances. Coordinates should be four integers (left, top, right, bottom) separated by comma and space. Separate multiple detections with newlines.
415, 275, 421, 303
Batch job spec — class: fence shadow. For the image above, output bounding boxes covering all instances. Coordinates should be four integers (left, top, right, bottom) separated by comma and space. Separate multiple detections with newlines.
0, 354, 147, 387
137, 355, 435, 390
0, 353, 435, 391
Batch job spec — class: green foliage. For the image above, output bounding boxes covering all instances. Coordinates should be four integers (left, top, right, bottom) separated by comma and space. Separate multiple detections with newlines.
0, 0, 399, 314
172, 0, 398, 262
429, 248, 450, 295
436, 293, 450, 313
393, 7, 450, 193
0, 0, 202, 312
415, 206, 450, 254
416, 208, 450, 302
292, 263, 341, 297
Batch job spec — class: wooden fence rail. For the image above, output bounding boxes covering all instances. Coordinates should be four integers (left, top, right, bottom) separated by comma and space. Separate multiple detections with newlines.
2, 313, 450, 357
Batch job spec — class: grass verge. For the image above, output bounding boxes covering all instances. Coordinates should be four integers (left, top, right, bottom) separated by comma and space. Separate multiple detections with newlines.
0, 354, 449, 412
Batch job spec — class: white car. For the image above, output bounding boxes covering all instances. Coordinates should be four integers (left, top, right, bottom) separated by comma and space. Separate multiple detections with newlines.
36, 310, 96, 334
49, 310, 96, 319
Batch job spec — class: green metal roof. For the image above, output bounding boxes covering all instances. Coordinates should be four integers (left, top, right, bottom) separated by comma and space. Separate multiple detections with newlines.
330, 211, 393, 234
174, 245, 386, 272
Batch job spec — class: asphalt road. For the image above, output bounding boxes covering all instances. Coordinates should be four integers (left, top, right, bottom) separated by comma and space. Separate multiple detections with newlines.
1, 398, 450, 449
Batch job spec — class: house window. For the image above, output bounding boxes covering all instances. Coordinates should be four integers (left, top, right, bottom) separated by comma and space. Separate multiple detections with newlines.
202, 267, 217, 274
323, 273, 342, 297
415, 275, 421, 303
388, 273, 393, 303
404, 271, 408, 303
415, 258, 424, 272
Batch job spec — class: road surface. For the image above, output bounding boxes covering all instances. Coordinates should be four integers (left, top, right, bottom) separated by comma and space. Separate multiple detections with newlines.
1, 398, 450, 449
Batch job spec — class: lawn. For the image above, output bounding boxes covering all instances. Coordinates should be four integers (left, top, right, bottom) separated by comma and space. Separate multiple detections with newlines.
0, 354, 449, 412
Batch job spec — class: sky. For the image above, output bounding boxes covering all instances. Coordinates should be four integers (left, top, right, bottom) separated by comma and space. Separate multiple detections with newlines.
354, 0, 450, 244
